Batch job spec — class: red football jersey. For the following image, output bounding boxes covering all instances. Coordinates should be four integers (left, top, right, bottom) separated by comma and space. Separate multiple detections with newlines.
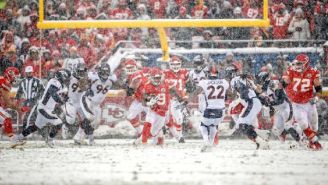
271, 13, 290, 39
127, 71, 148, 102
148, 0, 168, 19
0, 76, 11, 107
191, 5, 208, 19
144, 82, 171, 117
164, 69, 189, 99
284, 67, 320, 104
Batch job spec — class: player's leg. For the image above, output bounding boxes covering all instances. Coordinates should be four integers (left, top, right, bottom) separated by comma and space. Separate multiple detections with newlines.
168, 100, 184, 142
126, 100, 144, 135
272, 113, 287, 142
142, 110, 156, 144
238, 98, 268, 149
149, 114, 166, 146
306, 103, 322, 149
292, 102, 321, 149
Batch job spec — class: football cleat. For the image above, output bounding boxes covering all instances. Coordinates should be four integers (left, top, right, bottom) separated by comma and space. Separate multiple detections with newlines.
10, 134, 26, 148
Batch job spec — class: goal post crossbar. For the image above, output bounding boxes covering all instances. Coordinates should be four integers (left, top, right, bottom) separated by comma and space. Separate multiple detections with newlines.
37, 0, 269, 61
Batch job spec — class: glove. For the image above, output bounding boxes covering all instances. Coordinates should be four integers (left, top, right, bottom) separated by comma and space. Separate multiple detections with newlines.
146, 96, 158, 107
310, 97, 319, 105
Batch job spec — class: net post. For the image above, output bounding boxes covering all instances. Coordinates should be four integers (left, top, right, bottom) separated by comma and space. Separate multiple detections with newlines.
263, 0, 269, 21
157, 28, 169, 62
39, 0, 44, 22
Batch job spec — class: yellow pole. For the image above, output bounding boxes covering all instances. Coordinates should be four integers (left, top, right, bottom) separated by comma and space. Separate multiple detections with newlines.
263, 0, 268, 21
157, 28, 169, 62
39, 0, 44, 22
37, 19, 270, 29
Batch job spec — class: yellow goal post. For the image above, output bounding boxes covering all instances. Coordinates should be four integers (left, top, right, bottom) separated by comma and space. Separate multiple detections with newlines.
37, 0, 270, 61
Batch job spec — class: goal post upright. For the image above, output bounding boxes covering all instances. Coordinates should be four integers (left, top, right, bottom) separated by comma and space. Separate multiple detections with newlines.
37, 0, 269, 61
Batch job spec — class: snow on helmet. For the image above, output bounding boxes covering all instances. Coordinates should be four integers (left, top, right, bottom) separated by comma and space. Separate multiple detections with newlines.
124, 58, 138, 75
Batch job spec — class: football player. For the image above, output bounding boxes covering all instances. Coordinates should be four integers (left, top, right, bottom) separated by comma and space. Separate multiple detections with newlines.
0, 67, 26, 148
140, 68, 171, 145
164, 56, 189, 143
282, 54, 323, 150
62, 62, 89, 140
226, 65, 269, 149
255, 71, 303, 147
77, 62, 117, 145
193, 65, 230, 152
123, 58, 149, 137
16, 69, 71, 147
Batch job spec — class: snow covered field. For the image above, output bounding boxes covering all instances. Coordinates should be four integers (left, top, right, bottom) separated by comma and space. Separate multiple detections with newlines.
1, 139, 328, 185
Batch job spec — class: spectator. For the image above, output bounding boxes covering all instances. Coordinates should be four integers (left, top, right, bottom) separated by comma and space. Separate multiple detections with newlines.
199, 30, 216, 48
288, 8, 311, 46
242, 0, 262, 19
0, 44, 19, 74
16, 5, 31, 28
218, 52, 241, 72
23, 46, 41, 77
221, 7, 250, 48
17, 38, 30, 66
191, 0, 208, 19
171, 6, 192, 48
271, 4, 291, 41
148, 0, 168, 19
110, 0, 133, 19
77, 35, 96, 69
136, 4, 151, 37
313, 0, 328, 40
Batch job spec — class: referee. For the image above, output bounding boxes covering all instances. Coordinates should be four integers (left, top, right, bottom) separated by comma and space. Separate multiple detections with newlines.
16, 66, 44, 128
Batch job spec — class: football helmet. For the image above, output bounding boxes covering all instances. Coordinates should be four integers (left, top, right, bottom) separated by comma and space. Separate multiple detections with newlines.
208, 65, 218, 79
169, 56, 182, 73
193, 55, 204, 73
149, 68, 162, 86
74, 62, 87, 79
225, 65, 238, 80
124, 58, 138, 75
292, 54, 310, 72
98, 62, 111, 82
255, 71, 270, 85
55, 69, 71, 86
4, 67, 20, 83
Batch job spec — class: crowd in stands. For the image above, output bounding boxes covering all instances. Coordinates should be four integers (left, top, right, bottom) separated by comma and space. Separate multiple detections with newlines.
0, 0, 327, 79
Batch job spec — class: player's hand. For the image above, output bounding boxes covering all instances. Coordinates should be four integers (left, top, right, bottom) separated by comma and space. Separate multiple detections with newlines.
21, 106, 30, 113
146, 96, 158, 107
310, 97, 319, 105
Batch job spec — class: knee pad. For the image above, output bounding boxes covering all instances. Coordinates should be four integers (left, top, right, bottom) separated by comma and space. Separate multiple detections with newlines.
81, 119, 94, 135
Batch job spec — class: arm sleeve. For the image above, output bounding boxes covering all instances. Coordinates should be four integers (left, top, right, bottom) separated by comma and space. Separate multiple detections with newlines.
48, 85, 64, 104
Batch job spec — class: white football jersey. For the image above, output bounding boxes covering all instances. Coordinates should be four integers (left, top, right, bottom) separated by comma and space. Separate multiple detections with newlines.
86, 72, 117, 104
198, 78, 229, 109
38, 78, 65, 111
189, 69, 207, 85
68, 76, 86, 105
230, 76, 257, 100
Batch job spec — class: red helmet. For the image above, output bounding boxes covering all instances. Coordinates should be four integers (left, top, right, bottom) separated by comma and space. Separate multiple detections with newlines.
149, 68, 162, 86
142, 67, 151, 77
208, 65, 218, 78
124, 58, 138, 75
169, 56, 182, 72
4, 67, 20, 82
293, 54, 310, 72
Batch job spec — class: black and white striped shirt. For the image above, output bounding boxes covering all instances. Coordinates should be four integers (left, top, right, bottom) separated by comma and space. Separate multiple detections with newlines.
16, 77, 45, 107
